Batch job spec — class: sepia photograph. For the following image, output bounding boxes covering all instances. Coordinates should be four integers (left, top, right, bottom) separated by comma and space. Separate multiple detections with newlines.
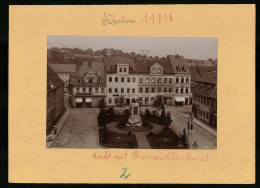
46, 36, 217, 149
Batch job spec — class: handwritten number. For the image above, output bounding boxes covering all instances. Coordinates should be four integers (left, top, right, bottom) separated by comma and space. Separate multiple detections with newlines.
120, 168, 131, 179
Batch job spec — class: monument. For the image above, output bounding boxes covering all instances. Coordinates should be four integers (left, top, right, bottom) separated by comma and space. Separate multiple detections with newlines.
126, 102, 142, 127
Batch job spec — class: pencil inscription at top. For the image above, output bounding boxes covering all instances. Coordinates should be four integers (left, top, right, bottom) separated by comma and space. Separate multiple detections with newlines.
102, 13, 135, 26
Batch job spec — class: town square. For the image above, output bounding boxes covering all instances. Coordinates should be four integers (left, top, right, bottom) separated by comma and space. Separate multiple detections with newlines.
46, 36, 217, 149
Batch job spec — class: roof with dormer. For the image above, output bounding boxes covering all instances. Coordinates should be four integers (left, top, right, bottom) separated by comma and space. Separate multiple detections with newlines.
70, 61, 106, 80
167, 55, 191, 74
47, 65, 64, 92
104, 57, 174, 74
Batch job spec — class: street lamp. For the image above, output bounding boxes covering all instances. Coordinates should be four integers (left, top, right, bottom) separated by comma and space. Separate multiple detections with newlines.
187, 113, 194, 149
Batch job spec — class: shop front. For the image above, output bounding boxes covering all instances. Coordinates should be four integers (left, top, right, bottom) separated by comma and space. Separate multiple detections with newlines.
85, 98, 92, 107
76, 98, 83, 107
174, 96, 185, 106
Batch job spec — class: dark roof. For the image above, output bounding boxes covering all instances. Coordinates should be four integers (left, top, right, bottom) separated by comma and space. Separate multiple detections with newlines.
167, 55, 191, 74
104, 57, 174, 74
198, 66, 217, 79
47, 65, 64, 92
70, 60, 106, 80
192, 82, 217, 99
197, 66, 217, 84
189, 66, 202, 81
49, 64, 76, 73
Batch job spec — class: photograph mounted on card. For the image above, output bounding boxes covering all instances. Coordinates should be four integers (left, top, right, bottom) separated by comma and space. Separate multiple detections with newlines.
9, 5, 255, 184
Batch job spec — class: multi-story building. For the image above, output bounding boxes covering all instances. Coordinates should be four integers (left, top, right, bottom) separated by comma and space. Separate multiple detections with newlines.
105, 56, 191, 106
69, 60, 106, 107
48, 64, 76, 92
192, 73, 217, 128
105, 57, 139, 106
168, 55, 192, 105
135, 58, 176, 106
47, 65, 65, 132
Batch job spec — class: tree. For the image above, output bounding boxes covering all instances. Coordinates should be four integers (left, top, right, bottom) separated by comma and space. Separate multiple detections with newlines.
160, 106, 166, 124
71, 48, 84, 54
153, 97, 163, 112
180, 128, 187, 148
115, 95, 125, 112
85, 48, 93, 55
145, 109, 151, 118
165, 112, 173, 128
124, 109, 131, 120
97, 99, 106, 111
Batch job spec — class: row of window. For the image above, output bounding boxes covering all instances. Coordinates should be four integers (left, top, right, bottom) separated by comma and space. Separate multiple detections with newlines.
47, 88, 63, 109
108, 88, 135, 94
176, 77, 190, 84
108, 97, 157, 104
107, 87, 190, 94
71, 77, 104, 84
152, 68, 162, 74
139, 87, 173, 93
193, 94, 216, 109
139, 77, 173, 84
76, 87, 105, 94
198, 109, 209, 120
109, 76, 136, 83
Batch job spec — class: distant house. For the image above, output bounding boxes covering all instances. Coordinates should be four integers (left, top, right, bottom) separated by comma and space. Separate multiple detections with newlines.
167, 55, 192, 106
47, 65, 64, 133
192, 70, 217, 128
48, 64, 76, 92
69, 60, 106, 107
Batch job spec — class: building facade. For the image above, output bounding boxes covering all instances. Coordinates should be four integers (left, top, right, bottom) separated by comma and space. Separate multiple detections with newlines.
48, 64, 76, 92
105, 57, 139, 106
69, 60, 106, 107
192, 76, 217, 128
47, 65, 65, 133
168, 55, 192, 105
105, 56, 191, 106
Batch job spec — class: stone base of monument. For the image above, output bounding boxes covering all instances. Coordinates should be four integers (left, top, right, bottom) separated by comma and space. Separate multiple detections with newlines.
126, 115, 142, 127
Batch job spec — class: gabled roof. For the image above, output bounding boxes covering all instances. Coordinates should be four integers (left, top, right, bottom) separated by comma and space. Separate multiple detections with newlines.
167, 55, 191, 74
47, 65, 64, 92
197, 66, 217, 84
49, 64, 76, 73
189, 66, 202, 81
104, 57, 174, 74
70, 61, 106, 80
192, 81, 217, 99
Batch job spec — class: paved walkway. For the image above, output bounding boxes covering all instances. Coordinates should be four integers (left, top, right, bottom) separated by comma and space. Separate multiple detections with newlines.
106, 121, 163, 149
51, 109, 102, 148
135, 132, 151, 149
184, 114, 217, 137
46, 108, 70, 148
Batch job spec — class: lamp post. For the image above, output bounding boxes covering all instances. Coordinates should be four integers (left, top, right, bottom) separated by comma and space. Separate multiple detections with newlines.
187, 113, 194, 149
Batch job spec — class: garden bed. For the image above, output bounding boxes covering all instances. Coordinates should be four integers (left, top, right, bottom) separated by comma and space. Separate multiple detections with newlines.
99, 128, 138, 148
146, 128, 181, 149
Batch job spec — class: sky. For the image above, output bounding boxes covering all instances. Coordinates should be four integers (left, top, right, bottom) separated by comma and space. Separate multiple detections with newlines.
47, 36, 217, 60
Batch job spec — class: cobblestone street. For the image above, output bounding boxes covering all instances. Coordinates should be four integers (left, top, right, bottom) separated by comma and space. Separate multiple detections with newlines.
166, 106, 217, 149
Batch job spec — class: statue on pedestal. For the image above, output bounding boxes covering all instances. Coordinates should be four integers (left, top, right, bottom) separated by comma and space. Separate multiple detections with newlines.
126, 102, 142, 127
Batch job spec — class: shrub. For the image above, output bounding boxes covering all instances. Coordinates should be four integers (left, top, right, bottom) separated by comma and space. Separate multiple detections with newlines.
160, 106, 166, 123
152, 110, 157, 117
145, 109, 151, 118
148, 131, 154, 137
124, 109, 131, 118
154, 143, 160, 148
107, 107, 116, 119
118, 121, 125, 127
128, 140, 135, 147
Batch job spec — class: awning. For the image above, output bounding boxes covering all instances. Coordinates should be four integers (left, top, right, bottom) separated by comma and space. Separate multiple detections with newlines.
174, 97, 185, 102
76, 98, 83, 103
85, 98, 92, 102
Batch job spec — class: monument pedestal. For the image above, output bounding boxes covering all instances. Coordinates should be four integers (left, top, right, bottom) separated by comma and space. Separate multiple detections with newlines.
126, 102, 142, 127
